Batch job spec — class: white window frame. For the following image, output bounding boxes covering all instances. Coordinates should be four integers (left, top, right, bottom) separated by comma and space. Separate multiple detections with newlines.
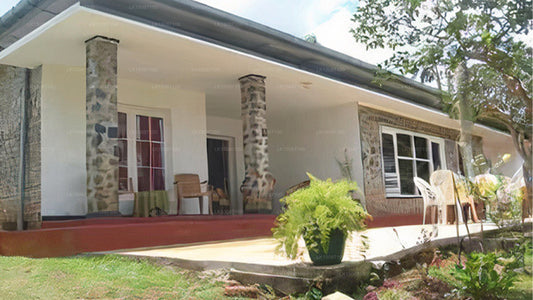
118, 104, 172, 193
380, 126, 446, 197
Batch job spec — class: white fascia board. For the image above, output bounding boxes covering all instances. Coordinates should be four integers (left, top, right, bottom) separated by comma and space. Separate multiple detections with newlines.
0, 3, 82, 64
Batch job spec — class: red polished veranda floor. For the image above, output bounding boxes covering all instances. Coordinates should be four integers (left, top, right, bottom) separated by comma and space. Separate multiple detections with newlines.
0, 215, 276, 258
0, 213, 423, 258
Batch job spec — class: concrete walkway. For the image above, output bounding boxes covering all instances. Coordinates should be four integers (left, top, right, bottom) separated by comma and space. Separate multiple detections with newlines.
118, 222, 498, 266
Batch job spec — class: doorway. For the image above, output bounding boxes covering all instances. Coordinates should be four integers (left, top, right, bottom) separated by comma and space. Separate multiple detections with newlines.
207, 137, 233, 214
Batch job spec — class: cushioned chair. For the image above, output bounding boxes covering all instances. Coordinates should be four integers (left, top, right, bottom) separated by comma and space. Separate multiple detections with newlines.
414, 177, 443, 225
174, 174, 213, 215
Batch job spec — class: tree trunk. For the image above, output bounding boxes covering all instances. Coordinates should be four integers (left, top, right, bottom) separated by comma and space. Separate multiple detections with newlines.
458, 119, 475, 179
455, 63, 476, 179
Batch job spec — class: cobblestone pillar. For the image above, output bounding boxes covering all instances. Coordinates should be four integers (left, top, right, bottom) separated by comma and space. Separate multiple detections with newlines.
86, 36, 120, 215
239, 74, 275, 213
0, 64, 42, 230
24, 67, 42, 229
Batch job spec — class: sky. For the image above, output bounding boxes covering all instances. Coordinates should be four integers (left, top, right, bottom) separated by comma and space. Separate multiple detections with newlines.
194, 0, 393, 64
0, 0, 19, 15
0, 0, 392, 65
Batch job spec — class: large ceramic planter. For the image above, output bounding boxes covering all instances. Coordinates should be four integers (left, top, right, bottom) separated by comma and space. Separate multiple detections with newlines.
305, 229, 346, 266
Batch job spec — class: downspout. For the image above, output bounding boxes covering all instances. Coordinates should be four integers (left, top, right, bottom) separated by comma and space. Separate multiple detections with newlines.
16, 69, 29, 231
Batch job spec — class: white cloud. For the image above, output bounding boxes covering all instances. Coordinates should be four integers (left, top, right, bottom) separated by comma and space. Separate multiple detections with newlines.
0, 0, 21, 15
311, 7, 393, 65
193, 0, 391, 65
195, 0, 353, 38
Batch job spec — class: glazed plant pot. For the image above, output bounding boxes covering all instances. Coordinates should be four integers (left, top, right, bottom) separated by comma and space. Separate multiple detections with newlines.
305, 229, 346, 266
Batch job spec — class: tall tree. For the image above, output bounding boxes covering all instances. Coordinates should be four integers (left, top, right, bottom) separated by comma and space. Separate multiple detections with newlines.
351, 0, 532, 218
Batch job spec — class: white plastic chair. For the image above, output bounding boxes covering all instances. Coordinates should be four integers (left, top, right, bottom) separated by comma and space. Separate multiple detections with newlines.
414, 177, 442, 224
510, 167, 525, 190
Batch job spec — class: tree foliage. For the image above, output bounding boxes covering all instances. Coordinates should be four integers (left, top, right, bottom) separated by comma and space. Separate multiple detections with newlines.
351, 0, 532, 216
351, 0, 531, 137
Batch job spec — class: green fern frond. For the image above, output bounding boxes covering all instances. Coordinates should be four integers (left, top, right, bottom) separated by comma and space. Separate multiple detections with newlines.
272, 173, 370, 259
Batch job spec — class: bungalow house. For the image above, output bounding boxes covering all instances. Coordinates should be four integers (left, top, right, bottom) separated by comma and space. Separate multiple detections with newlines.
0, 0, 521, 230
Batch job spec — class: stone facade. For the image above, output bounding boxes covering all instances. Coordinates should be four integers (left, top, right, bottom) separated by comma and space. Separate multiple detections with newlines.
239, 75, 275, 212
24, 67, 42, 229
0, 64, 42, 230
358, 106, 482, 217
444, 139, 460, 173
86, 36, 120, 214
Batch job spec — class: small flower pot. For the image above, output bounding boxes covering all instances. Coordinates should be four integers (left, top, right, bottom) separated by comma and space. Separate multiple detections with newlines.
305, 229, 346, 266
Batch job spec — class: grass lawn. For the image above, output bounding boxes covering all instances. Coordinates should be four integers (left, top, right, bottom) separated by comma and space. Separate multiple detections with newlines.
0, 255, 244, 299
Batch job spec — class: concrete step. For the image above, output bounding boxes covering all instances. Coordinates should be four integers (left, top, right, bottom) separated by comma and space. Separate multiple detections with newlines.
229, 269, 313, 295
229, 261, 373, 295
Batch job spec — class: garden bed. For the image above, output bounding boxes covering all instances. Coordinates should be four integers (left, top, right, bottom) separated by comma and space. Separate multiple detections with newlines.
358, 224, 532, 300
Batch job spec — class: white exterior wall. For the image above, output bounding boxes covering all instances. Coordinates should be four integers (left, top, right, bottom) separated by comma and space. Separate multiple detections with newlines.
39, 64, 519, 217
118, 78, 208, 215
268, 102, 364, 213
41, 65, 87, 216
40, 64, 208, 216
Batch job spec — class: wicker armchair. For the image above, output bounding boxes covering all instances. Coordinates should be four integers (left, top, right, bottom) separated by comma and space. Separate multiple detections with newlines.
174, 174, 213, 215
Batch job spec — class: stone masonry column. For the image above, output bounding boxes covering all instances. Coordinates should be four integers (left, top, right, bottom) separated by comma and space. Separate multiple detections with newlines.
239, 75, 275, 213
86, 36, 120, 215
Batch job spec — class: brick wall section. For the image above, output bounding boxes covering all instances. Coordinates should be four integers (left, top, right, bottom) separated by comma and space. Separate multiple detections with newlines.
0, 65, 42, 230
358, 106, 483, 217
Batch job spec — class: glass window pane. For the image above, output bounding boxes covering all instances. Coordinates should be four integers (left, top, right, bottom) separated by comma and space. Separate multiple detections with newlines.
414, 136, 428, 159
396, 134, 412, 157
399, 159, 415, 194
150, 117, 163, 142
137, 167, 150, 192
136, 115, 150, 140
136, 141, 150, 167
152, 168, 165, 190
119, 179, 128, 191
118, 140, 128, 166
119, 166, 128, 178
119, 167, 128, 191
417, 161, 430, 183
134, 114, 166, 191
152, 143, 163, 168
118, 112, 127, 139
432, 142, 442, 171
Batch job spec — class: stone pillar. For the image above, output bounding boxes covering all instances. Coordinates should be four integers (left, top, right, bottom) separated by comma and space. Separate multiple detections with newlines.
239, 74, 275, 213
0, 64, 42, 230
85, 36, 120, 215
24, 67, 42, 229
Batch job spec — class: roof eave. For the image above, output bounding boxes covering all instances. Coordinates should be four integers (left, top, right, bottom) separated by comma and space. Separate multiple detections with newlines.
0, 0, 444, 111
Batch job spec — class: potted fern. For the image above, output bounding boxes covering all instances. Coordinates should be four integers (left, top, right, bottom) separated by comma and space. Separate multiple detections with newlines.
272, 173, 369, 265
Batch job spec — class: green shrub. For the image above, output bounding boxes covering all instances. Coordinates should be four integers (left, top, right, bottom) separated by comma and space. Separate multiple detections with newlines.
452, 251, 518, 300
272, 173, 369, 259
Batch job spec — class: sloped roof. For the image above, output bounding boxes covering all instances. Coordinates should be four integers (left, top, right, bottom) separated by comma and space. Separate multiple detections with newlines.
0, 0, 446, 112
